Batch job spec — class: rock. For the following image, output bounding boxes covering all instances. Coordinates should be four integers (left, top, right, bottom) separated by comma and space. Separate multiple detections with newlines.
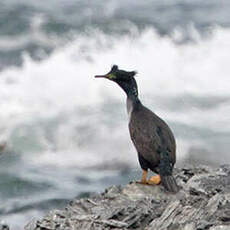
25, 165, 230, 230
209, 226, 230, 230
0, 224, 10, 230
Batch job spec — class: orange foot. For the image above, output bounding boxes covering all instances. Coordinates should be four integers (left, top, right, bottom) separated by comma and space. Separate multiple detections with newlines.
148, 174, 161, 185
136, 170, 161, 185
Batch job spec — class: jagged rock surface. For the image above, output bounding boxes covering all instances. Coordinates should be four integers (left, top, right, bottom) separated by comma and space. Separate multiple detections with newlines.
25, 165, 230, 230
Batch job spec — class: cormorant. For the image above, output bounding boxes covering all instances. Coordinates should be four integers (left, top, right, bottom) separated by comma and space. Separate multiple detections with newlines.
95, 65, 179, 193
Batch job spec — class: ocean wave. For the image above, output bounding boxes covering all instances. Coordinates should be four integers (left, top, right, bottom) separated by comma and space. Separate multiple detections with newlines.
1, 27, 230, 167
1, 0, 230, 71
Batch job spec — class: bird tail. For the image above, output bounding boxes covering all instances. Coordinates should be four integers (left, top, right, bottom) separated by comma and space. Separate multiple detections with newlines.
159, 150, 179, 193
160, 174, 179, 193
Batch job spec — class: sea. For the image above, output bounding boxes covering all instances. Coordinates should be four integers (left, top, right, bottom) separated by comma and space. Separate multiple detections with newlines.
1, 0, 230, 228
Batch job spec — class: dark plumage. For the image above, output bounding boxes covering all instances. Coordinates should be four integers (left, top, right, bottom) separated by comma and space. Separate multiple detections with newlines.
95, 65, 179, 193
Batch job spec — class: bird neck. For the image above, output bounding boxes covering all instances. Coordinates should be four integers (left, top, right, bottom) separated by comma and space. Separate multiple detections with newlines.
116, 77, 141, 108
125, 87, 141, 117
126, 94, 141, 120
118, 83, 140, 108
127, 92, 140, 108
119, 82, 141, 120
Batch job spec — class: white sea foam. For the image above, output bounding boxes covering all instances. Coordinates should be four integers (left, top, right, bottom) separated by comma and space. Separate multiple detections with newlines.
1, 26, 230, 167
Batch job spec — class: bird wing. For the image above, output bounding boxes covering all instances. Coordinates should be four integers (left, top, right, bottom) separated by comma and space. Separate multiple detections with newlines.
129, 105, 176, 168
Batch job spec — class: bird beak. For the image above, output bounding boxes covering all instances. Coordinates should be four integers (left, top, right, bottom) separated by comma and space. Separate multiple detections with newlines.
95, 73, 116, 80
94, 74, 109, 79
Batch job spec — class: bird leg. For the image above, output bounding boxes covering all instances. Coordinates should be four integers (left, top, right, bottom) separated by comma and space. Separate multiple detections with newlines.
141, 169, 148, 184
136, 169, 148, 184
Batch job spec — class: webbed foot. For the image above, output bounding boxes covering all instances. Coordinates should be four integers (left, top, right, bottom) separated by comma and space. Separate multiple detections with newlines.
148, 174, 161, 185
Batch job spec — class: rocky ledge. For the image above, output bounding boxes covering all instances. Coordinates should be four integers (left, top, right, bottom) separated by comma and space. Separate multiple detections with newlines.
25, 165, 230, 230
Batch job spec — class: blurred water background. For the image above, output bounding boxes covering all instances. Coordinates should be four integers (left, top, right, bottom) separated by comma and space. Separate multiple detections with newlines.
1, 0, 230, 228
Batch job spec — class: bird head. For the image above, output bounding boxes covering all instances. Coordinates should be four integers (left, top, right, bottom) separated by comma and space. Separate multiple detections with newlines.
95, 65, 138, 97
95, 65, 137, 82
